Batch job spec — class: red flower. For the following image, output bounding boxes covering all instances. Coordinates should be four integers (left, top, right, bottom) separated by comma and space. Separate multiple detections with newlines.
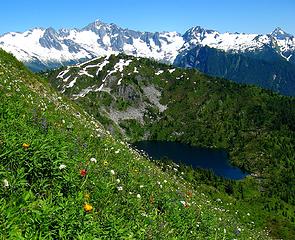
80, 169, 87, 177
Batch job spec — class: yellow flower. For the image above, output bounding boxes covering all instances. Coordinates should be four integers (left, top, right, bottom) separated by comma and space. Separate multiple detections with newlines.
22, 143, 30, 150
103, 160, 108, 166
84, 193, 90, 200
83, 203, 93, 212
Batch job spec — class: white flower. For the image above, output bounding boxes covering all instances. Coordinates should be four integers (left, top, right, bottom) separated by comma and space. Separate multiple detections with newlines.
59, 164, 66, 170
116, 179, 120, 183
90, 157, 97, 163
115, 150, 120, 154
3, 179, 9, 188
117, 186, 123, 191
110, 170, 115, 175
140, 185, 144, 188
136, 194, 141, 199
163, 180, 167, 183
141, 212, 148, 217
180, 200, 186, 206
62, 119, 65, 124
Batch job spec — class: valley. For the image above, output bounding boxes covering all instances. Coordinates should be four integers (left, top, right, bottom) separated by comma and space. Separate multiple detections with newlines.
43, 53, 295, 239
0, 48, 276, 239
0, 12, 294, 240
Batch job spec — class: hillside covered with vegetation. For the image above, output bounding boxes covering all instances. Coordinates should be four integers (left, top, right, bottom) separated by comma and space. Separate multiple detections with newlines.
44, 53, 295, 239
0, 51, 273, 239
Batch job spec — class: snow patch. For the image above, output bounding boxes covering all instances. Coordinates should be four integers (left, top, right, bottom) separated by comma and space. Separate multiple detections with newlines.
57, 69, 70, 79
78, 69, 94, 78
102, 59, 132, 84
63, 75, 71, 82
67, 77, 77, 88
155, 70, 164, 75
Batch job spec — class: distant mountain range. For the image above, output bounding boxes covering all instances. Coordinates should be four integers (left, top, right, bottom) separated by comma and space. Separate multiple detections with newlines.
1, 20, 295, 95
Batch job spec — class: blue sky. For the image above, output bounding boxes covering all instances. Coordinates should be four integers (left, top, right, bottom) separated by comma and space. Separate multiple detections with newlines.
1, 0, 294, 35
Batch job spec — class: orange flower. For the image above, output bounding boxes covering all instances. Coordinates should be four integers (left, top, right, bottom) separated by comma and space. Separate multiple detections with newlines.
83, 203, 93, 212
80, 169, 87, 177
22, 143, 30, 150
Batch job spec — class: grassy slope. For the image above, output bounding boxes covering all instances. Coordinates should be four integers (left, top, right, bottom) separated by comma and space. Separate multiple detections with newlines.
0, 51, 270, 239
43, 53, 295, 239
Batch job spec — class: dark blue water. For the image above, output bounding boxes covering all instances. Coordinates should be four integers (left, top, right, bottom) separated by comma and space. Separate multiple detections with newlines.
133, 141, 248, 180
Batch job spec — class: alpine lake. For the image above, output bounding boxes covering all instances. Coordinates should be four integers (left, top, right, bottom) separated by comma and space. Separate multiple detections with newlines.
133, 141, 248, 180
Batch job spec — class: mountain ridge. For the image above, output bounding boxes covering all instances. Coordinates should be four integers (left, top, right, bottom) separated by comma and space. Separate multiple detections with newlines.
1, 19, 295, 95
0, 20, 294, 67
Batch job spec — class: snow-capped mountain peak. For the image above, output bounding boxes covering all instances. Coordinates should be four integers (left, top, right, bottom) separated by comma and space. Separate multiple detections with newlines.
270, 27, 293, 40
0, 20, 294, 71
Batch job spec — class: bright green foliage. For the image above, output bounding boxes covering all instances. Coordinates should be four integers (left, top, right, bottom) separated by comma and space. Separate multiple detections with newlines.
0, 50, 270, 238
43, 53, 295, 239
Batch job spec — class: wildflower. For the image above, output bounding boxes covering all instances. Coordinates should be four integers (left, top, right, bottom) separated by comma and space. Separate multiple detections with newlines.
136, 194, 141, 199
84, 193, 90, 200
3, 179, 9, 188
59, 164, 66, 170
103, 160, 108, 166
140, 185, 144, 188
90, 157, 97, 163
180, 200, 190, 208
83, 203, 93, 212
117, 186, 123, 191
80, 169, 87, 177
22, 143, 30, 150
110, 170, 115, 175
141, 212, 148, 217
116, 179, 120, 183
115, 150, 120, 154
